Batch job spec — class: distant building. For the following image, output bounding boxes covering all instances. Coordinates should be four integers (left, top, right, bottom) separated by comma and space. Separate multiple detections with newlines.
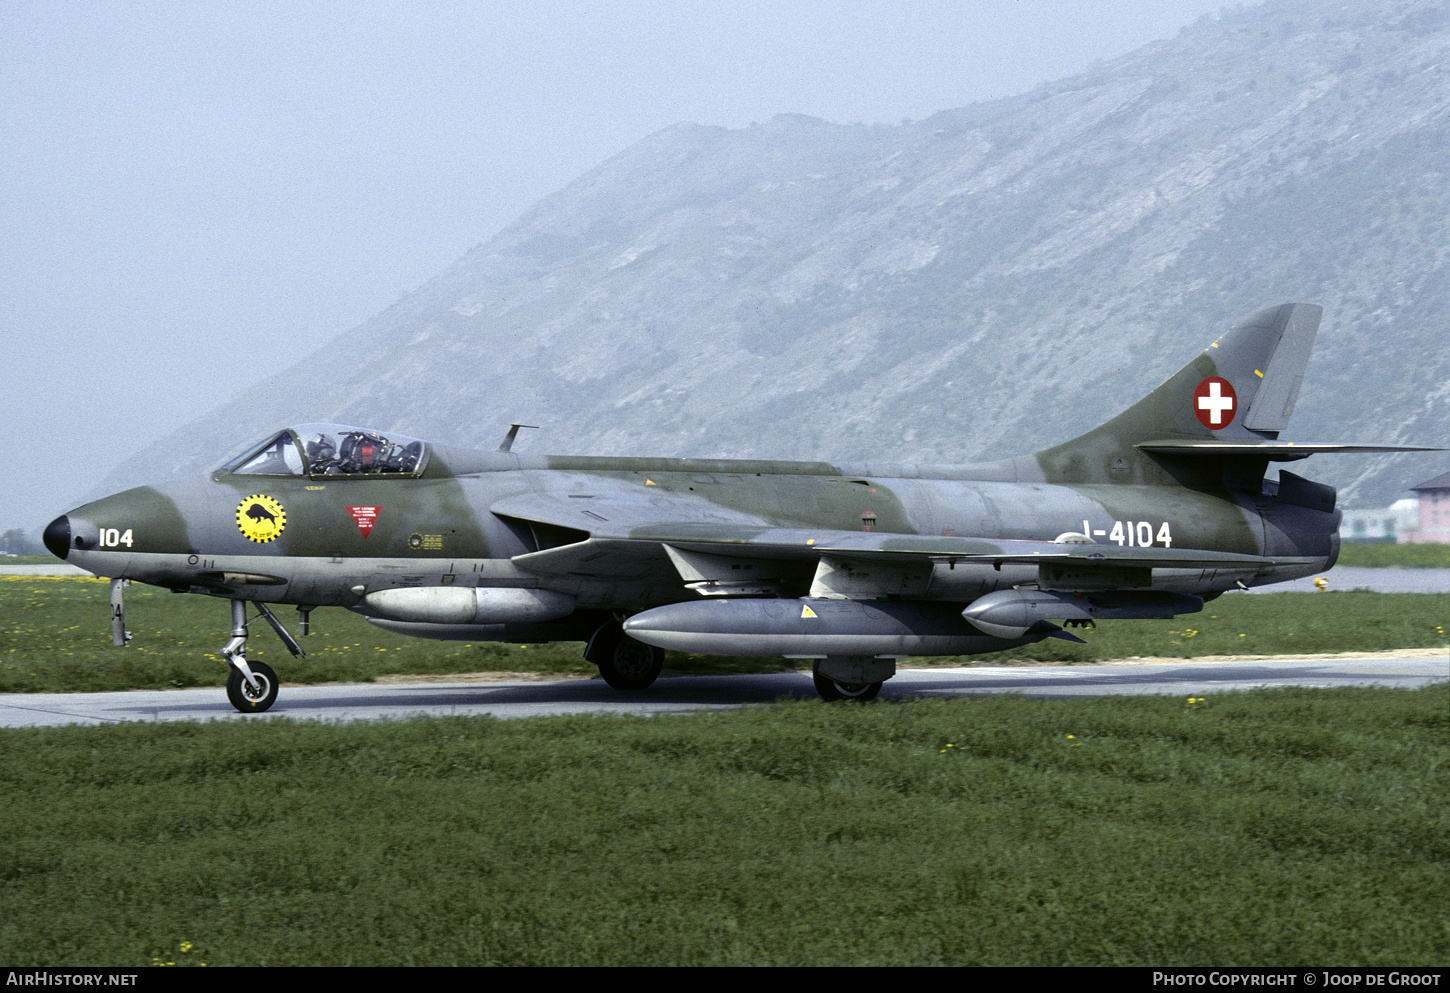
1341, 499, 1419, 543
1400, 471, 1450, 544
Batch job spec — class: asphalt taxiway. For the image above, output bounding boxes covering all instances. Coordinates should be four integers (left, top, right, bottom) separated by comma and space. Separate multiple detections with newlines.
0, 654, 1443, 728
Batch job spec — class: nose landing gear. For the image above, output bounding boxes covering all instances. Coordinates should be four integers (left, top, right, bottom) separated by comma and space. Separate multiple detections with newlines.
220, 599, 305, 713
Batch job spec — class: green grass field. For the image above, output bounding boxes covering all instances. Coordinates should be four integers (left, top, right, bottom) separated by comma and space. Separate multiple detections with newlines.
3, 571, 1445, 966
1334, 543, 1450, 568
0, 686, 1445, 966
1, 576, 1446, 694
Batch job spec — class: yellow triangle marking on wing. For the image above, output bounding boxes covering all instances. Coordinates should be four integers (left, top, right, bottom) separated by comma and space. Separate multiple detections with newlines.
645, 478, 657, 486
801, 604, 817, 619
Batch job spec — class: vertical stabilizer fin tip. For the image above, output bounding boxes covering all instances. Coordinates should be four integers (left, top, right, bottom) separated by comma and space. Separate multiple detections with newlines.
498, 423, 540, 453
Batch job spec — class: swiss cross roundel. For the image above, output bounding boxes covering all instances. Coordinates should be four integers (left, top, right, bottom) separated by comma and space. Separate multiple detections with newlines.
1193, 376, 1238, 430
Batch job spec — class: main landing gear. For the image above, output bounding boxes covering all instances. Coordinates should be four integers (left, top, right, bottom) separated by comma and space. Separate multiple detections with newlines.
586, 620, 665, 690
220, 599, 306, 713
581, 626, 892, 701
812, 672, 884, 702
811, 656, 893, 702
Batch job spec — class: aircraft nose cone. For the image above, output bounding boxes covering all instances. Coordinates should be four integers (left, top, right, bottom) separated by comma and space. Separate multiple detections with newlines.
43, 514, 71, 560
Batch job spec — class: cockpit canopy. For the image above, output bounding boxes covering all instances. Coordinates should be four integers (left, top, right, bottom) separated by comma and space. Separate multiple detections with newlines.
222, 424, 429, 479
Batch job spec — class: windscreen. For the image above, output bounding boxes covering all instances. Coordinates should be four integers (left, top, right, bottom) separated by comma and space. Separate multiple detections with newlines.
225, 431, 305, 476
224, 424, 429, 478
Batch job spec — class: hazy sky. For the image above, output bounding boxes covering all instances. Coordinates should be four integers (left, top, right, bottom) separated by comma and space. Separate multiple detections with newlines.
2, 0, 1239, 536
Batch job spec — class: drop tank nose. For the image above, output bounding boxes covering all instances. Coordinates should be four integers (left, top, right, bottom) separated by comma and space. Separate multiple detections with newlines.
43, 514, 71, 560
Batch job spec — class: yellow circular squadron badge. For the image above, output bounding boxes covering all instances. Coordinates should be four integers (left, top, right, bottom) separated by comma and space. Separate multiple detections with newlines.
236, 495, 287, 543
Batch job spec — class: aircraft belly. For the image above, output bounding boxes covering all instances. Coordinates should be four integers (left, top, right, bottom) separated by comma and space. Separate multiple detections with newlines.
95, 551, 297, 601
101, 551, 590, 608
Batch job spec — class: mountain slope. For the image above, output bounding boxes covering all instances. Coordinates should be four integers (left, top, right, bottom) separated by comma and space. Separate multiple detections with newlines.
106, 0, 1449, 507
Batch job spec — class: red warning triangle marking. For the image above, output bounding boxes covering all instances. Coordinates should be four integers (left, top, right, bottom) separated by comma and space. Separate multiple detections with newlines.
347, 506, 380, 538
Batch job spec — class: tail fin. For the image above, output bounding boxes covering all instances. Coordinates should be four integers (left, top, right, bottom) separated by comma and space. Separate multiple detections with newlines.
1034, 303, 1436, 490
1034, 304, 1322, 489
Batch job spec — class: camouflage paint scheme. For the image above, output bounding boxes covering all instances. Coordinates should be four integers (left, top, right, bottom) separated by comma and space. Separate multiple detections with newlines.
43, 304, 1434, 708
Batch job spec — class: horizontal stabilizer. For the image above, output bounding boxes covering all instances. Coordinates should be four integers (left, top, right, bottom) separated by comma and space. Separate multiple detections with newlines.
1139, 440, 1442, 461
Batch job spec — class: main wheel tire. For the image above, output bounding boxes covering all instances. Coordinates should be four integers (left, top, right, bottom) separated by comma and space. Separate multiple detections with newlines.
226, 661, 279, 713
812, 671, 883, 702
597, 633, 665, 691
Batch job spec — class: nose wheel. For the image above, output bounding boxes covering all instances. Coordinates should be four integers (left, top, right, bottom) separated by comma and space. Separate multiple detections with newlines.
226, 660, 278, 713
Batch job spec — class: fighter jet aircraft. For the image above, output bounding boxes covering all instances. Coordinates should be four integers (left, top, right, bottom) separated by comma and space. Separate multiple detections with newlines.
43, 303, 1436, 710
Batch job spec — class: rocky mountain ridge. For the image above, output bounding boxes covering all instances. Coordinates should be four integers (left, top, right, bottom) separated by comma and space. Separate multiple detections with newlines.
103, 0, 1448, 507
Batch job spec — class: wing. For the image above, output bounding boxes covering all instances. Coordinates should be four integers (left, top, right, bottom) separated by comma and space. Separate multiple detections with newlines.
491, 493, 1293, 601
